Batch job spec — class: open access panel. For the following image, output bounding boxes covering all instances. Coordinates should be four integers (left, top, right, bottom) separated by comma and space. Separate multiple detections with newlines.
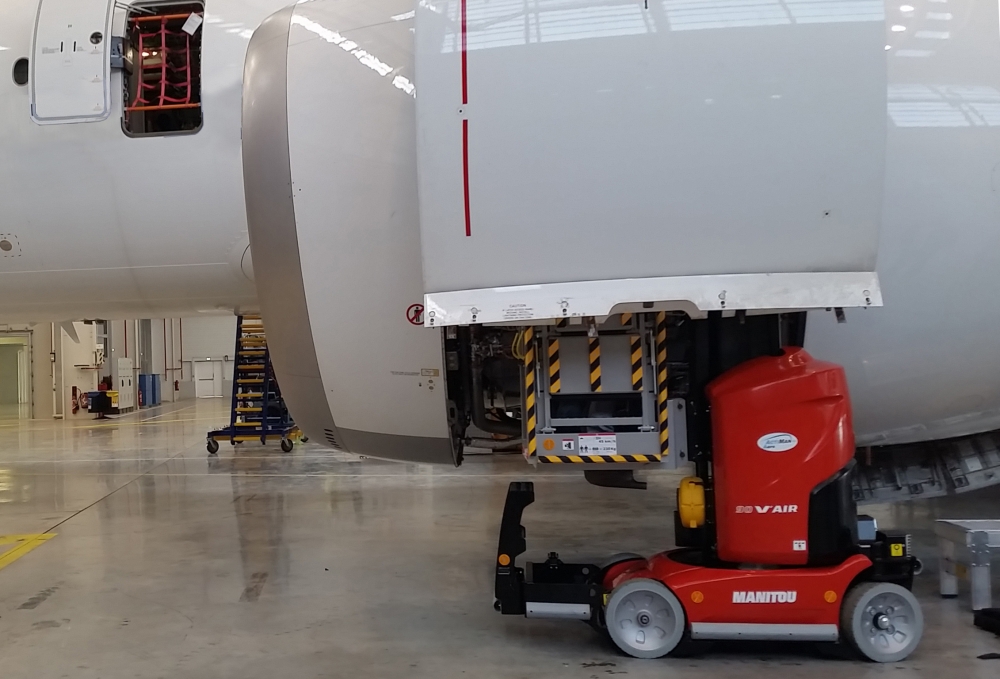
415, 2, 887, 326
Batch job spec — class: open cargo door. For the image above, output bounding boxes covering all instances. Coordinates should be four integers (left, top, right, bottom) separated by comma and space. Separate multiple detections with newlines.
30, 0, 114, 124
415, 2, 887, 325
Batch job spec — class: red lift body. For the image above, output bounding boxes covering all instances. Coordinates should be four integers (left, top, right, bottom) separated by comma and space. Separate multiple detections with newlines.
604, 553, 871, 630
709, 349, 854, 565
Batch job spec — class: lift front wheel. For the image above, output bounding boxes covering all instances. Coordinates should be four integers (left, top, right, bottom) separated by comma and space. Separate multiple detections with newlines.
206, 439, 219, 455
605, 579, 686, 659
280, 438, 294, 453
842, 581, 924, 663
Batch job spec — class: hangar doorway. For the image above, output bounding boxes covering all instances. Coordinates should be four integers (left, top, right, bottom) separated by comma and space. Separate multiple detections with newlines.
0, 333, 31, 420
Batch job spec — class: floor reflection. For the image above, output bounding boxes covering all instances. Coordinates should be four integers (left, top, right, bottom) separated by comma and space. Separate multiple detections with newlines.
225, 447, 293, 600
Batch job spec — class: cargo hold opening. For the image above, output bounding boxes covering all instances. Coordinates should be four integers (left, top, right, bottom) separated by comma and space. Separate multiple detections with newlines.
122, 2, 203, 136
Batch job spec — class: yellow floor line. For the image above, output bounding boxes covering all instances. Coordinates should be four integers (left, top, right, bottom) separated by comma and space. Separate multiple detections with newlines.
0, 534, 56, 572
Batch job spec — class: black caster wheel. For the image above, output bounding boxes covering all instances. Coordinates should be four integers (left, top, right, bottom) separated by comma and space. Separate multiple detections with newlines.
280, 438, 294, 453
206, 439, 219, 455
301, 436, 309, 443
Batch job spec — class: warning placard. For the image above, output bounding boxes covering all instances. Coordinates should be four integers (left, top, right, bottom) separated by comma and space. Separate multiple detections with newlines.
406, 303, 424, 326
578, 434, 617, 455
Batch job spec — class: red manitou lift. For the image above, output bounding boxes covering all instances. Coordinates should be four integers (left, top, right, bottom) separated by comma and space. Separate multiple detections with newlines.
495, 314, 922, 663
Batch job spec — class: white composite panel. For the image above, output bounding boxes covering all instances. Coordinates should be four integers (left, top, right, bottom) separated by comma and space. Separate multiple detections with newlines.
416, 0, 887, 323
30, 0, 113, 123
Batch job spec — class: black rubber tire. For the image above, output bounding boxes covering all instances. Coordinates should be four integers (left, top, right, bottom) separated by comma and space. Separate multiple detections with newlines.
280, 438, 294, 453
301, 436, 309, 443
206, 439, 219, 455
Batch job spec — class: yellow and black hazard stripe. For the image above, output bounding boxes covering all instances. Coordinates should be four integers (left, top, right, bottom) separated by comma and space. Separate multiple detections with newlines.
589, 336, 602, 392
548, 338, 561, 394
556, 318, 568, 328
630, 335, 643, 391
538, 454, 663, 464
620, 312, 633, 327
524, 327, 537, 457
656, 312, 669, 456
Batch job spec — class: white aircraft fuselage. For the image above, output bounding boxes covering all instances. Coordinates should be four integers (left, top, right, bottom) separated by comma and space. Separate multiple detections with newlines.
1, 0, 998, 457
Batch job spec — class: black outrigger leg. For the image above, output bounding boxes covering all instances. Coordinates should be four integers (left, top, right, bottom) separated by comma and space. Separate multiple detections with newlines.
494, 482, 604, 623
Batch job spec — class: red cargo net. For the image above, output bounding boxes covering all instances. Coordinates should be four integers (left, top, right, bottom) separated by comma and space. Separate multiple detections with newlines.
127, 13, 200, 112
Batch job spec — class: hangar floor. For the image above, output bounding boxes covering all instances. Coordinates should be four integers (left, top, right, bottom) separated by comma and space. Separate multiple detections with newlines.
0, 400, 997, 678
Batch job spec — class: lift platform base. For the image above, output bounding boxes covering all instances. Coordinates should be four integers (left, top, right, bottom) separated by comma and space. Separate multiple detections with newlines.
495, 482, 922, 662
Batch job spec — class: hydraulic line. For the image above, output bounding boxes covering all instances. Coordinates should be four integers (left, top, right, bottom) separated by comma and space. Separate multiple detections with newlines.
466, 327, 521, 438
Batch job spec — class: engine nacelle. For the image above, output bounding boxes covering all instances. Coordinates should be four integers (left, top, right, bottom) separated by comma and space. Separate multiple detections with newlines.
243, 3, 457, 464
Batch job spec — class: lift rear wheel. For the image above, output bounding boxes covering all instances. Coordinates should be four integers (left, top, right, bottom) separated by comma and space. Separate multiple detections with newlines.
605, 579, 685, 659
206, 439, 219, 455
842, 581, 923, 663
280, 438, 294, 453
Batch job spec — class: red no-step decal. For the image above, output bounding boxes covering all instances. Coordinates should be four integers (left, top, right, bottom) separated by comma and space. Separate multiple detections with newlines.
406, 304, 425, 326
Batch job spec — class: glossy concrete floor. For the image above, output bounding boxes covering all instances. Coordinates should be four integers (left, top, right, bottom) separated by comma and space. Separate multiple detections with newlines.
0, 399, 998, 679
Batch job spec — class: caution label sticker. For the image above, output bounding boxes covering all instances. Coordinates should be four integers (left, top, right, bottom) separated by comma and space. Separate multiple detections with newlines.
578, 434, 617, 455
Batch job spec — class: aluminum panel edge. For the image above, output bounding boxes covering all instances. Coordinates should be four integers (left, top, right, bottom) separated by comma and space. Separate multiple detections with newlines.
690, 623, 839, 642
242, 6, 340, 443
425, 272, 882, 327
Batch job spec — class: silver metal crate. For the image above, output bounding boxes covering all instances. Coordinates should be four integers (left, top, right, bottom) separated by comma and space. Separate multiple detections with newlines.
936, 519, 1000, 611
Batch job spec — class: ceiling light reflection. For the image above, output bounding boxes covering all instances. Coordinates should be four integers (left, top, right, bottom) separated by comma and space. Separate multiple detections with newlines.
291, 15, 416, 97
444, 0, 883, 52
889, 85, 1000, 128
